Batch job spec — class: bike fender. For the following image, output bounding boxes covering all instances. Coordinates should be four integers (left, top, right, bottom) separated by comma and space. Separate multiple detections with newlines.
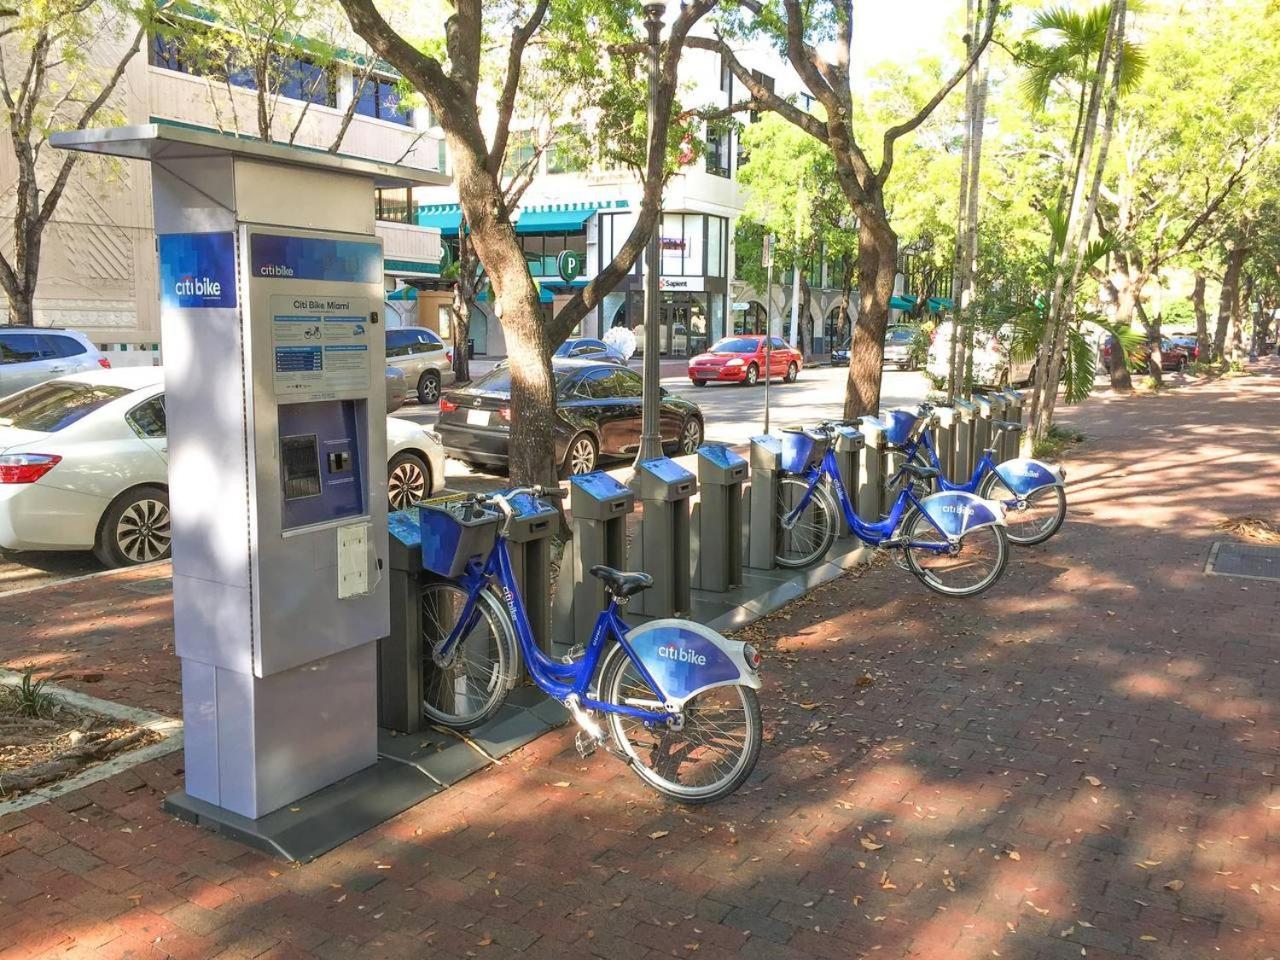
993, 457, 1065, 496
918, 490, 1006, 537
623, 619, 762, 710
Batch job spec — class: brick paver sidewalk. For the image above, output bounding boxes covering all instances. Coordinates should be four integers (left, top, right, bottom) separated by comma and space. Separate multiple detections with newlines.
2, 365, 1279, 960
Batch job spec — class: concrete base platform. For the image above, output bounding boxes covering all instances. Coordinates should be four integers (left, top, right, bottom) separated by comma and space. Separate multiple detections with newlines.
166, 682, 567, 863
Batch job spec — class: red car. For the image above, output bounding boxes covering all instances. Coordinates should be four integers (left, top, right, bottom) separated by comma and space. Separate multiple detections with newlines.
688, 335, 803, 387
1102, 336, 1190, 373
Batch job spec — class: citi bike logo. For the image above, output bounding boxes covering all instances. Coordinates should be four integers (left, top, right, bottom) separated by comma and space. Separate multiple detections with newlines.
658, 643, 707, 666
258, 263, 295, 277
941, 503, 976, 518
174, 274, 222, 299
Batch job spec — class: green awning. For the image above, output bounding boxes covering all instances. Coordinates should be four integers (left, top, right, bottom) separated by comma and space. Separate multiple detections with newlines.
891, 294, 953, 314
386, 287, 418, 301
515, 204, 598, 234
417, 204, 464, 237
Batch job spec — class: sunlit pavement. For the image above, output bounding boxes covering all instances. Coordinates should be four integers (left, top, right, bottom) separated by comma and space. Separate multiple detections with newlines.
2, 361, 1278, 959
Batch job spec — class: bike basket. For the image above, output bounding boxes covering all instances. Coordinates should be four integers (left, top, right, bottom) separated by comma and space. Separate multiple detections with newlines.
883, 409, 923, 447
780, 427, 830, 474
419, 501, 501, 577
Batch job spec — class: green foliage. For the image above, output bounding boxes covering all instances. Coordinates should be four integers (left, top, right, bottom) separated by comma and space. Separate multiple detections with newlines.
1017, 4, 1145, 110
1, 668, 57, 720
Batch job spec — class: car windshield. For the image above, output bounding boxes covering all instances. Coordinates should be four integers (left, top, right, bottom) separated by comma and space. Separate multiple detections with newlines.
887, 329, 913, 343
710, 337, 759, 354
0, 381, 130, 432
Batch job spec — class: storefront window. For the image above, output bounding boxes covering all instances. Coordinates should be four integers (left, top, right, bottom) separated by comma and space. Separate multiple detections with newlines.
707, 217, 725, 278
355, 75, 410, 124
375, 187, 414, 224
710, 293, 725, 343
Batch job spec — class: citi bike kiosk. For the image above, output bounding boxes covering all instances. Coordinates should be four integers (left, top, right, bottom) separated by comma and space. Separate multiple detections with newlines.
53, 124, 450, 858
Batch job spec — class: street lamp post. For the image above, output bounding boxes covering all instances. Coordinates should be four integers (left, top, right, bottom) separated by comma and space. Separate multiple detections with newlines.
636, 0, 666, 464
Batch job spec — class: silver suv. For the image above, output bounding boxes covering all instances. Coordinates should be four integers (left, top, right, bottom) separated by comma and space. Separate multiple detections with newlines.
385, 327, 456, 404
0, 328, 109, 397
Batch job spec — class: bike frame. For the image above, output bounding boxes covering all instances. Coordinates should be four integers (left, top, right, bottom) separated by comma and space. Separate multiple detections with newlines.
434, 535, 674, 725
785, 447, 952, 551
889, 430, 999, 494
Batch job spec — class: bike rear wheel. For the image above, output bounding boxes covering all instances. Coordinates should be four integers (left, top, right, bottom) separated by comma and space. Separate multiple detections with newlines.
978, 472, 1067, 545
900, 508, 1009, 597
775, 477, 838, 568
598, 644, 762, 804
420, 581, 518, 729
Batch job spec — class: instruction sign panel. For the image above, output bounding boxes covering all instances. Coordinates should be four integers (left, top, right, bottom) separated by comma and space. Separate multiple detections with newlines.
270, 294, 372, 399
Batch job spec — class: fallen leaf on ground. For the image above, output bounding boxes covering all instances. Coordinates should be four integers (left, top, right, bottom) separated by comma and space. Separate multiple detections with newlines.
860, 837, 885, 851
648, 831, 670, 840
1084, 776, 1102, 787
1164, 880, 1184, 892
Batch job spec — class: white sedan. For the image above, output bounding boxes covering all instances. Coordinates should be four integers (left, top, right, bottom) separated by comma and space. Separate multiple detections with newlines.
0, 368, 445, 567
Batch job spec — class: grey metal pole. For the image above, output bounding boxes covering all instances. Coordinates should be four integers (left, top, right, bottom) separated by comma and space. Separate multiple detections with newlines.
636, 2, 667, 464
763, 238, 774, 434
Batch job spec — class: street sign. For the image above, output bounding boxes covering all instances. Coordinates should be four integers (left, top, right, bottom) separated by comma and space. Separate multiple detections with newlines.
557, 249, 584, 282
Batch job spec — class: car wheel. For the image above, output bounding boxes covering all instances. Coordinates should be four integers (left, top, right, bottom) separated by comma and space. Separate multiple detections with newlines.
744, 363, 759, 386
679, 416, 704, 454
560, 433, 598, 479
94, 485, 171, 568
691, 378, 708, 387
785, 362, 798, 383
417, 371, 441, 405
387, 451, 431, 511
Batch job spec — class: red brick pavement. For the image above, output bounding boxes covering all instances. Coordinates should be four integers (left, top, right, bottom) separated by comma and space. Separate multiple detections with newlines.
2, 364, 1279, 959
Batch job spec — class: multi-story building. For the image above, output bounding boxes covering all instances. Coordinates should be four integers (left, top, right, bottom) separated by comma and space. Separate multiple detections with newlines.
0, 5, 449, 363
411, 42, 814, 358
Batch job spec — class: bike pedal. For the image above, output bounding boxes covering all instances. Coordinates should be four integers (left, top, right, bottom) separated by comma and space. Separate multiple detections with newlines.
574, 730, 598, 759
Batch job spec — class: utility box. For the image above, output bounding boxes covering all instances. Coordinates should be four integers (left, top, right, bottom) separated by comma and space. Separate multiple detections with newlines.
630, 458, 697, 617
694, 445, 747, 592
554, 471, 634, 647
832, 425, 863, 536
51, 124, 448, 834
952, 398, 977, 479
857, 416, 887, 522
747, 435, 782, 570
503, 491, 558, 656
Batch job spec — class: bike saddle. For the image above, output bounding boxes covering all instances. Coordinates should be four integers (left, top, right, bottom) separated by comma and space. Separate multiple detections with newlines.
589, 565, 654, 598
992, 419, 1023, 434
902, 462, 940, 481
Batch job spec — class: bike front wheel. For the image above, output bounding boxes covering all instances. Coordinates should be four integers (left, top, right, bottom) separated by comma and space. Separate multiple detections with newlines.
598, 644, 762, 804
775, 477, 838, 568
978, 472, 1067, 546
420, 580, 518, 729
900, 508, 1009, 597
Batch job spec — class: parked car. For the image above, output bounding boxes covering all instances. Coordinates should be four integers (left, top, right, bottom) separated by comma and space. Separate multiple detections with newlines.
927, 321, 1036, 386
385, 327, 456, 404
555, 337, 628, 363
830, 326, 919, 368
1169, 335, 1201, 362
1102, 337, 1190, 373
687, 335, 802, 387
385, 366, 409, 413
494, 337, 628, 371
0, 328, 109, 397
437, 359, 704, 477
0, 368, 445, 567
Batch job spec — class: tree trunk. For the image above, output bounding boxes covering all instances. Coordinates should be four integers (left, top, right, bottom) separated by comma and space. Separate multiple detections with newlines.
1109, 278, 1137, 392
1192, 270, 1208, 358
451, 146, 557, 486
1214, 244, 1245, 362
837, 255, 854, 343
797, 271, 812, 358
843, 216, 898, 420
450, 230, 478, 383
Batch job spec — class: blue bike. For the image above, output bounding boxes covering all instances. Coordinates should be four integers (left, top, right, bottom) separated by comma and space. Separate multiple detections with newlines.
417, 485, 763, 804
883, 403, 1067, 546
774, 415, 1011, 597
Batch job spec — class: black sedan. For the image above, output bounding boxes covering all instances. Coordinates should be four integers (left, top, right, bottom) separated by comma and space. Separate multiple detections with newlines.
436, 359, 704, 477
